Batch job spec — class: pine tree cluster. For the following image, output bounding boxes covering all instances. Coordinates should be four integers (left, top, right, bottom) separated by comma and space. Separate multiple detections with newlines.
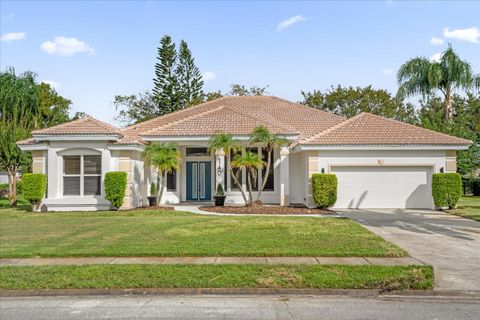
153, 35, 204, 114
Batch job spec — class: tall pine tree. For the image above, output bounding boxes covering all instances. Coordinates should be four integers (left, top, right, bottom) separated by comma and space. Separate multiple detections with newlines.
176, 40, 204, 108
153, 35, 180, 113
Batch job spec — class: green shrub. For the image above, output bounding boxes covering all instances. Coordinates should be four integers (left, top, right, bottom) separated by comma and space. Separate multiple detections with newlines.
22, 174, 47, 211
16, 179, 23, 195
312, 173, 337, 209
0, 183, 8, 198
432, 173, 462, 209
470, 178, 480, 196
216, 183, 224, 196
149, 182, 157, 197
104, 171, 127, 209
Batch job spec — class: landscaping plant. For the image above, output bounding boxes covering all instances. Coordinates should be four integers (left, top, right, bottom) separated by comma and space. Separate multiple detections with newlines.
249, 125, 288, 202
231, 151, 264, 205
208, 133, 249, 205
312, 173, 337, 209
104, 171, 127, 209
432, 173, 462, 209
143, 143, 181, 203
22, 173, 46, 211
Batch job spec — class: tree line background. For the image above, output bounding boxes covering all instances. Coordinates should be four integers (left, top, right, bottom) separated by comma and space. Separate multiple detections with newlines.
1, 34, 479, 205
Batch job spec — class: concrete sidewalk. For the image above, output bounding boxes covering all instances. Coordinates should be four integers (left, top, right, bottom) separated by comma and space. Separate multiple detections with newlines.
0, 256, 423, 266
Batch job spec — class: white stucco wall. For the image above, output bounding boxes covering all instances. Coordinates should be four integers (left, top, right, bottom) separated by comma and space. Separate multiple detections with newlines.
42, 141, 112, 211
303, 149, 453, 208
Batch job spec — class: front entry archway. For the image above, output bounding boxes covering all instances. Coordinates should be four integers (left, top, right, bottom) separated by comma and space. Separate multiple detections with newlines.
186, 161, 212, 201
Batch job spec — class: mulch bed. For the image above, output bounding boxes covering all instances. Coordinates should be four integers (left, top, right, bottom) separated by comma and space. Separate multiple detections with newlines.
200, 205, 334, 215
128, 205, 176, 211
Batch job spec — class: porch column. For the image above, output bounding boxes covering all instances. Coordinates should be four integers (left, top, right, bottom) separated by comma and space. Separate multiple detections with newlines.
279, 146, 290, 206
215, 148, 226, 192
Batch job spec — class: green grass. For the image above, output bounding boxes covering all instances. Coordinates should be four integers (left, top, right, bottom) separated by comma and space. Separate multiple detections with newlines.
0, 206, 406, 258
448, 196, 480, 222
0, 264, 433, 291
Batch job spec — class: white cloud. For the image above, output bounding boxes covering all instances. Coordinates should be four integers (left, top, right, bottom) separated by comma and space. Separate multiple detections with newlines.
443, 27, 480, 44
1, 32, 26, 42
40, 36, 95, 56
430, 37, 444, 45
430, 52, 442, 63
42, 80, 61, 90
276, 15, 307, 32
202, 71, 216, 82
382, 68, 394, 76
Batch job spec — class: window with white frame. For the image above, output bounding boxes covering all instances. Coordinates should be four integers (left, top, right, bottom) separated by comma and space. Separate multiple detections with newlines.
63, 155, 101, 196
228, 147, 275, 192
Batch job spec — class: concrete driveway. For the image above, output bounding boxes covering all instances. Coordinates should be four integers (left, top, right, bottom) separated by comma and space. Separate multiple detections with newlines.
339, 209, 480, 291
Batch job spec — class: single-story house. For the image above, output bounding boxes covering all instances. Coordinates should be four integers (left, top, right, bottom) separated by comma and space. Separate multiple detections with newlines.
18, 96, 471, 211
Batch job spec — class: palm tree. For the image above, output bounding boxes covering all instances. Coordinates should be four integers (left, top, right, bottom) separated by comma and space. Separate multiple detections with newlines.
231, 151, 264, 205
397, 45, 479, 121
207, 133, 249, 205
249, 126, 288, 202
143, 142, 181, 203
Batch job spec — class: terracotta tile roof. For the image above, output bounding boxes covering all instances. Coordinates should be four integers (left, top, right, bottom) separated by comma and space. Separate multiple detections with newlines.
18, 97, 471, 148
140, 105, 299, 137
16, 138, 38, 145
121, 96, 345, 140
301, 112, 472, 146
31, 116, 121, 136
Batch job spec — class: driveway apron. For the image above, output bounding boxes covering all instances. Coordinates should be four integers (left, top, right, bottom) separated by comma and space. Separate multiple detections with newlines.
339, 209, 480, 291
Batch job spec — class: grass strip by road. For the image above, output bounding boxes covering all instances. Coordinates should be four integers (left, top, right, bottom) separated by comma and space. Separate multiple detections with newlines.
448, 196, 480, 222
0, 208, 406, 258
0, 264, 433, 291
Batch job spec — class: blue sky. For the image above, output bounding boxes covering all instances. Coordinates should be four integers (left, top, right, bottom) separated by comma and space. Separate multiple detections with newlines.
1, 0, 479, 125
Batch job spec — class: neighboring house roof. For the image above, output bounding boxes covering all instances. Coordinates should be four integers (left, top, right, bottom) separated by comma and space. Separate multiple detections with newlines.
16, 96, 472, 149
301, 112, 472, 146
31, 116, 121, 136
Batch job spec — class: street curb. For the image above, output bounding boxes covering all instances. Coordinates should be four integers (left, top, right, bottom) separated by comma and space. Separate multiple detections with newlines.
1, 288, 479, 301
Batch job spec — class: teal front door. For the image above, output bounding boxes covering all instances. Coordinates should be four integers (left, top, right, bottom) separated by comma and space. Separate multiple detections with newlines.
186, 161, 212, 201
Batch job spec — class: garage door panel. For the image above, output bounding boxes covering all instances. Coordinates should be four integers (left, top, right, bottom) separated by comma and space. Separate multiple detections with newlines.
331, 166, 433, 209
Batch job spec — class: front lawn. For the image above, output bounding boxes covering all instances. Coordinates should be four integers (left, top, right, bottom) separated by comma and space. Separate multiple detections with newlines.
0, 264, 432, 291
0, 207, 406, 258
448, 196, 480, 222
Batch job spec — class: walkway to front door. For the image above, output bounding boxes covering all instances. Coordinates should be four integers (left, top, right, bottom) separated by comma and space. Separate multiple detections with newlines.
186, 161, 212, 201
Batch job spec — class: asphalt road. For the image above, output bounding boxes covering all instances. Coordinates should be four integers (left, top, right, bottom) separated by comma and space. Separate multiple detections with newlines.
1, 295, 479, 320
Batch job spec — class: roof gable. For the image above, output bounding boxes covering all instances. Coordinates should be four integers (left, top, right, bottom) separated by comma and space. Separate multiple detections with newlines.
301, 112, 472, 146
31, 116, 120, 136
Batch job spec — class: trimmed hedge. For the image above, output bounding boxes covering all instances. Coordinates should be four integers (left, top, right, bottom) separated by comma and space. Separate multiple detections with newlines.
312, 173, 337, 209
432, 173, 462, 209
22, 174, 47, 211
104, 171, 127, 209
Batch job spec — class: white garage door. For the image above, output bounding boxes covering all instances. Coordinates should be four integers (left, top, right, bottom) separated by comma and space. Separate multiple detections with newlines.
331, 166, 433, 209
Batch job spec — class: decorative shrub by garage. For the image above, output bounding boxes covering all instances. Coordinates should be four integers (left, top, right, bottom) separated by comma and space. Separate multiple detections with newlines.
22, 173, 47, 211
104, 171, 127, 209
432, 173, 462, 209
312, 173, 337, 209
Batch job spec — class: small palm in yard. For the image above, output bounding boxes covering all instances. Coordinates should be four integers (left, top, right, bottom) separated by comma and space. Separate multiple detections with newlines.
397, 45, 480, 121
249, 125, 288, 202
231, 151, 265, 205
143, 142, 181, 203
208, 133, 249, 205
